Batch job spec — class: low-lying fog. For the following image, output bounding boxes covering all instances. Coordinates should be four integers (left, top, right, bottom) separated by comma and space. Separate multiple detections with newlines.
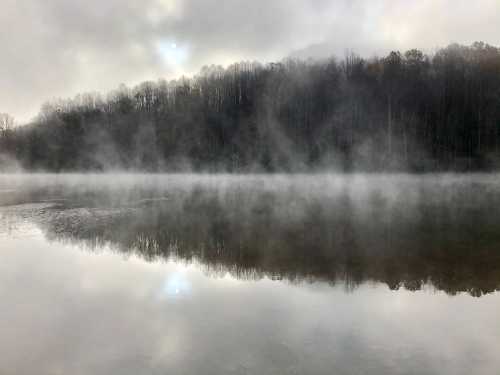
2, 173, 500, 294
1, 173, 500, 375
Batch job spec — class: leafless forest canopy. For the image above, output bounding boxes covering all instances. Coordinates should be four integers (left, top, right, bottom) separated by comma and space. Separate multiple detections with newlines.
1, 42, 500, 172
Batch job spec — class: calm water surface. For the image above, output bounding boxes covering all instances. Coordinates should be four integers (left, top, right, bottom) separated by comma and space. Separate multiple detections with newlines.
1, 174, 499, 375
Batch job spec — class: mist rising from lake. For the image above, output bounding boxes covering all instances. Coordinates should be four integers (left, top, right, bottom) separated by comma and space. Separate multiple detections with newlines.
1, 174, 500, 374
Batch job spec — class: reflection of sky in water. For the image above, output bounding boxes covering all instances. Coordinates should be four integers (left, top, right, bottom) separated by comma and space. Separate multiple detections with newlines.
162, 269, 192, 298
0, 224, 499, 375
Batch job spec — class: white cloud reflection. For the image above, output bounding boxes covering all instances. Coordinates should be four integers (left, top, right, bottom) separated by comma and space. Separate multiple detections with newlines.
0, 226, 499, 374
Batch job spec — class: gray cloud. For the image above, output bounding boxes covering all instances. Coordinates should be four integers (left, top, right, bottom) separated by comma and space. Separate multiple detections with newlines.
1, 0, 499, 123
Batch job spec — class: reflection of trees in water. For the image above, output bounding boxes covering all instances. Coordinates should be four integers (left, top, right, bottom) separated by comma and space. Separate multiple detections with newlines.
24, 182, 500, 297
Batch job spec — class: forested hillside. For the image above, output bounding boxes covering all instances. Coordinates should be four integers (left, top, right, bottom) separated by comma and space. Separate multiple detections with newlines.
1, 42, 500, 172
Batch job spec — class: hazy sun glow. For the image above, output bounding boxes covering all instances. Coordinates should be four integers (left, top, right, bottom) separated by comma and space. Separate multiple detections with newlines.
156, 40, 189, 71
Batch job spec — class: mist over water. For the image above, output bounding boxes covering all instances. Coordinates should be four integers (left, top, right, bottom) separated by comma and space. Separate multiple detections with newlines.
2, 0, 499, 372
3, 173, 500, 294
1, 173, 500, 374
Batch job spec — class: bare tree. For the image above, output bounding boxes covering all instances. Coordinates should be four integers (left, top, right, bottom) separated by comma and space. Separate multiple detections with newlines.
0, 113, 14, 138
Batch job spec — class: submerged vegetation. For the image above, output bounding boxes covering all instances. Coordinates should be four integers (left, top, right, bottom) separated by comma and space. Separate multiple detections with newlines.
1, 42, 500, 172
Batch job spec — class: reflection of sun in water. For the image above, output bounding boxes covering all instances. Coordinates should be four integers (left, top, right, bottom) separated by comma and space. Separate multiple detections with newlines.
162, 271, 191, 298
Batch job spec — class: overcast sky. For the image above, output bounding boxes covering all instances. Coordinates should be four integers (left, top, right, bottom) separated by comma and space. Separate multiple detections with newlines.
1, 0, 499, 123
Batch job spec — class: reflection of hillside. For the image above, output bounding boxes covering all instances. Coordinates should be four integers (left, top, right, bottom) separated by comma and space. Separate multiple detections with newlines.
20, 183, 500, 297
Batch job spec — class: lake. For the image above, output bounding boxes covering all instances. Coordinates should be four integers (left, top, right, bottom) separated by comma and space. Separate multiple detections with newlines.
1, 174, 499, 375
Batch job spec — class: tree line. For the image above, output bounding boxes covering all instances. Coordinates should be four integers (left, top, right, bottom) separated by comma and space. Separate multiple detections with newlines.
1, 42, 500, 172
